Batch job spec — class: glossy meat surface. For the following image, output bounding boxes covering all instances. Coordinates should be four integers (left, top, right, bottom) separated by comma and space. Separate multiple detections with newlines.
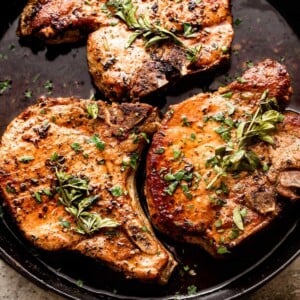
0, 97, 177, 283
145, 59, 299, 256
18, 0, 233, 101
87, 0, 233, 101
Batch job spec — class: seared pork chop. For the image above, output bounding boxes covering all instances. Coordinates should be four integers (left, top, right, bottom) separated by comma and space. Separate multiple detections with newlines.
0, 97, 177, 284
87, 0, 233, 101
145, 59, 299, 256
18, 0, 233, 101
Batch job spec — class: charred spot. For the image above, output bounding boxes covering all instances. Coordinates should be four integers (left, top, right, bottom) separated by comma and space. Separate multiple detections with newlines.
30, 178, 39, 186
0, 169, 8, 177
20, 182, 28, 192
12, 198, 23, 207
211, 3, 220, 12
20, 110, 33, 120
157, 60, 181, 81
33, 122, 51, 139
120, 103, 149, 120
188, 0, 197, 11
151, 3, 158, 14
103, 57, 116, 71
22, 2, 43, 29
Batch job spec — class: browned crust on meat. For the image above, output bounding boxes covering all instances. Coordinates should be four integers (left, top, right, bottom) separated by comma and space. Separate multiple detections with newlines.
87, 0, 233, 101
18, 0, 233, 101
145, 59, 297, 256
0, 97, 177, 284
17, 0, 108, 43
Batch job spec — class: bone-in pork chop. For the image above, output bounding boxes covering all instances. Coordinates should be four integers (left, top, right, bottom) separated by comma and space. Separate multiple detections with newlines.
0, 97, 177, 283
17, 0, 233, 101
145, 59, 300, 256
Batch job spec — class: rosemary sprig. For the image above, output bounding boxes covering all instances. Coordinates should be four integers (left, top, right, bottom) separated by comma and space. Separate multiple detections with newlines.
55, 170, 119, 234
206, 91, 284, 189
107, 0, 182, 48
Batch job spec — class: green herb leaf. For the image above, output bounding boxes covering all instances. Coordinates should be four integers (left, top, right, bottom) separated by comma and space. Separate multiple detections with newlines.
187, 285, 197, 295
18, 156, 34, 163
86, 103, 98, 119
217, 245, 230, 254
89, 134, 105, 150
233, 206, 244, 230
0, 80, 11, 95
71, 142, 82, 153
107, 0, 182, 48
154, 147, 165, 154
110, 185, 123, 197
186, 44, 202, 63
55, 170, 119, 235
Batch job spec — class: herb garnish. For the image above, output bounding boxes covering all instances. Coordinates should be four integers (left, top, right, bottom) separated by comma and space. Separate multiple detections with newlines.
217, 245, 230, 254
18, 156, 34, 163
186, 44, 202, 62
187, 284, 197, 295
55, 170, 119, 235
71, 142, 82, 154
89, 134, 105, 150
163, 167, 194, 197
206, 91, 284, 189
44, 80, 53, 94
86, 103, 99, 119
0, 80, 11, 95
107, 0, 182, 48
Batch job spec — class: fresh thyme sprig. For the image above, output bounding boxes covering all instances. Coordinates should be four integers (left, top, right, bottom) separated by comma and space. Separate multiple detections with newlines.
206, 90, 284, 189
55, 169, 119, 234
107, 0, 182, 48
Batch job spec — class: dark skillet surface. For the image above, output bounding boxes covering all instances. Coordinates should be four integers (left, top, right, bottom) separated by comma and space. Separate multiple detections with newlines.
0, 1, 299, 299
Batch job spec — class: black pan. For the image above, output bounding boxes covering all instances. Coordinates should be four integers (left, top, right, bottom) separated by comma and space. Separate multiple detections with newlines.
0, 1, 299, 299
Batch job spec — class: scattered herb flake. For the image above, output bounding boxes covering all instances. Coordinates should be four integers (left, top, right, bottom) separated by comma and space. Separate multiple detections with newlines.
233, 207, 244, 231
71, 142, 82, 153
86, 103, 98, 119
76, 279, 84, 288
89, 134, 105, 151
59, 217, 71, 229
217, 246, 230, 254
34, 191, 42, 203
154, 147, 165, 154
187, 284, 197, 295
234, 18, 242, 26
110, 185, 123, 197
0, 80, 11, 95
24, 90, 33, 99
141, 132, 150, 143
18, 156, 34, 163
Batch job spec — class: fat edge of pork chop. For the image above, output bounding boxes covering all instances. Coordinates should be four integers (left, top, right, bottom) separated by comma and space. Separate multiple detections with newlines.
145, 59, 299, 256
0, 97, 177, 284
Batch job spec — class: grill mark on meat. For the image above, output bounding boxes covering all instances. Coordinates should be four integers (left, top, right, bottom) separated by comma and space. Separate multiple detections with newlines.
0, 96, 177, 284
145, 59, 299, 256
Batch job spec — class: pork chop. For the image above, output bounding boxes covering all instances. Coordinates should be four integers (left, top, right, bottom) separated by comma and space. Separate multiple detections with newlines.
0, 97, 177, 284
145, 59, 299, 256
17, 0, 233, 101
87, 0, 233, 101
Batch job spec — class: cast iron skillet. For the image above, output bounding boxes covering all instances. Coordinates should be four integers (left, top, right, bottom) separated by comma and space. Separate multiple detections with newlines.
0, 1, 299, 299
